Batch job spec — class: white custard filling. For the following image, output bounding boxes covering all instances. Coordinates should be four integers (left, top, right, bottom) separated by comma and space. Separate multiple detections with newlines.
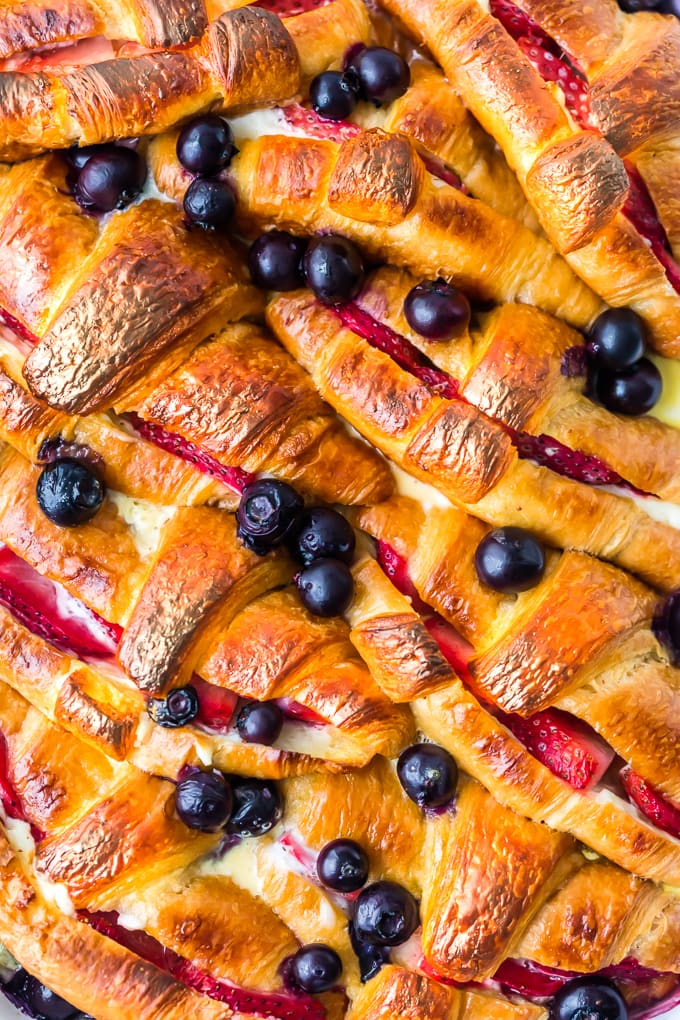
107, 491, 175, 560
0, 812, 75, 917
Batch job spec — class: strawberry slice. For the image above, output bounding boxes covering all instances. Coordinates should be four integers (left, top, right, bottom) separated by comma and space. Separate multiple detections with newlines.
254, 0, 329, 16
498, 707, 615, 790
424, 615, 474, 678
275, 697, 326, 727
621, 766, 680, 840
122, 412, 254, 494
281, 103, 362, 143
192, 676, 239, 733
0, 733, 45, 841
0, 307, 39, 345
336, 303, 459, 400
0, 544, 122, 660
623, 164, 680, 297
375, 541, 430, 615
510, 430, 650, 496
82, 911, 326, 1020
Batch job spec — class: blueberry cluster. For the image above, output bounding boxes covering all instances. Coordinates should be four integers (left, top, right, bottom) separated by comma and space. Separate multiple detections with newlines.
175, 769, 282, 837
403, 279, 471, 341
587, 308, 662, 416
619, 0, 678, 12
310, 45, 411, 121
176, 115, 238, 230
67, 142, 147, 213
236, 479, 356, 617
36, 458, 105, 527
249, 229, 365, 305
3, 969, 88, 1020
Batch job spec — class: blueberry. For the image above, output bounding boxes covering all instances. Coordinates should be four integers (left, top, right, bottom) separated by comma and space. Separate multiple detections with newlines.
403, 279, 471, 340
397, 743, 459, 809
474, 527, 546, 593
236, 479, 303, 554
595, 357, 662, 416
236, 701, 283, 745
227, 777, 283, 837
36, 458, 105, 527
303, 235, 365, 305
22, 974, 80, 1019
248, 231, 307, 291
289, 945, 343, 994
175, 771, 232, 832
295, 558, 354, 617
661, 0, 680, 12
147, 685, 199, 728
65, 142, 119, 172
587, 308, 647, 369
310, 70, 359, 121
346, 46, 410, 106
317, 838, 369, 892
183, 177, 236, 231
290, 507, 356, 566
348, 921, 390, 982
74, 148, 146, 211
353, 881, 420, 947
176, 115, 236, 176
551, 976, 627, 1020
653, 589, 680, 665
618, 0, 665, 8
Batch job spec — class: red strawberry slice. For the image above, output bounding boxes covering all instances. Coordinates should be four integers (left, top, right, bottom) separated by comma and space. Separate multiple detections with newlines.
623, 164, 680, 296
0, 544, 121, 660
192, 676, 239, 733
336, 303, 459, 400
275, 697, 326, 727
424, 615, 474, 678
621, 766, 680, 840
82, 911, 326, 1020
0, 733, 45, 841
122, 412, 254, 494
418, 152, 468, 194
0, 307, 39, 345
498, 707, 615, 790
494, 958, 577, 999
281, 103, 362, 143
254, 0, 329, 16
489, 0, 594, 128
510, 430, 651, 496
375, 541, 430, 615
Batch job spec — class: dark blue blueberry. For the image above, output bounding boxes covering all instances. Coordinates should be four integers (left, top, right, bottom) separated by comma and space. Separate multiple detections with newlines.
11, 972, 80, 1019
653, 589, 680, 665
595, 357, 662, 416
65, 143, 120, 172
236, 479, 303, 554
474, 527, 546, 593
587, 308, 647, 369
175, 771, 232, 832
248, 231, 307, 291
183, 177, 236, 231
404, 279, 471, 340
353, 881, 419, 947
227, 777, 283, 837
303, 235, 365, 305
147, 685, 199, 728
289, 945, 342, 993
317, 838, 369, 892
74, 148, 146, 211
348, 921, 390, 983
346, 46, 410, 106
397, 743, 458, 810
550, 976, 627, 1020
295, 558, 354, 617
310, 71, 359, 120
290, 507, 356, 566
236, 701, 283, 745
176, 115, 236, 176
36, 458, 105, 527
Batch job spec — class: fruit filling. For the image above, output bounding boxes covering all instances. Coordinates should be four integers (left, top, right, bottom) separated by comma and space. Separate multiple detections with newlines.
0, 734, 32, 832
81, 910, 326, 1020
495, 707, 616, 791
0, 544, 121, 660
255, 0, 330, 16
338, 301, 649, 495
620, 766, 680, 841
623, 165, 680, 295
0, 309, 39, 346
121, 412, 254, 493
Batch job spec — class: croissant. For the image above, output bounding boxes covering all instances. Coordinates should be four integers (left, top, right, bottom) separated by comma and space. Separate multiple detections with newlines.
357, 493, 680, 883
266, 287, 680, 592
376, 0, 680, 355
